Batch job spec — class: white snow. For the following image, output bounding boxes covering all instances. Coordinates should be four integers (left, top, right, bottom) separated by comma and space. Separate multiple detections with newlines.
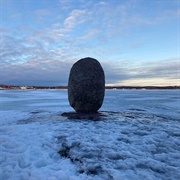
0, 90, 180, 180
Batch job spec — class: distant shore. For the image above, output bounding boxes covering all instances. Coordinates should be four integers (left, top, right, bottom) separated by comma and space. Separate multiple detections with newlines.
0, 85, 179, 90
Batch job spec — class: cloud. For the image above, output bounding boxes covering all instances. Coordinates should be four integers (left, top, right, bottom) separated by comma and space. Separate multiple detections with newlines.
1, 38, 179, 86
117, 58, 180, 86
65, 29, 101, 44
91, 0, 179, 39
64, 9, 91, 29
1, 0, 178, 86
131, 58, 180, 79
0, 58, 75, 86
101, 61, 131, 85
0, 27, 77, 86
1, 56, 131, 86
0, 29, 128, 86
2, 20, 178, 86
100, 57, 180, 86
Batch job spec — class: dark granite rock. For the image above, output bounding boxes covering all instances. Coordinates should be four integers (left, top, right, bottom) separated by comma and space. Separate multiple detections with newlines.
68, 57, 105, 112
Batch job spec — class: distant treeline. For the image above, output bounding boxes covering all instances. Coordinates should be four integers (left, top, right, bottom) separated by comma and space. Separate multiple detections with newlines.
105, 86, 180, 90
0, 85, 180, 90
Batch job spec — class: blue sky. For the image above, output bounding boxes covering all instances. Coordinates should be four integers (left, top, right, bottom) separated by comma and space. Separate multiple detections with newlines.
0, 0, 179, 86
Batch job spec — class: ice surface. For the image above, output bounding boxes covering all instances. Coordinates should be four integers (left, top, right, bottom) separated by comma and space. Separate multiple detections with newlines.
0, 90, 180, 179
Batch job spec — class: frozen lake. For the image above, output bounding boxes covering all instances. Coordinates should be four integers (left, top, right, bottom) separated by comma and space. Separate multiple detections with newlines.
0, 90, 180, 179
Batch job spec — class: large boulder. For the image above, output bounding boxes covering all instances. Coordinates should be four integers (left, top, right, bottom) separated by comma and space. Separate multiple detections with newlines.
68, 57, 105, 112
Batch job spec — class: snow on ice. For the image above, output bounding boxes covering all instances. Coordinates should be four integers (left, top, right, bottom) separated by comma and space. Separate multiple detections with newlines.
0, 90, 180, 180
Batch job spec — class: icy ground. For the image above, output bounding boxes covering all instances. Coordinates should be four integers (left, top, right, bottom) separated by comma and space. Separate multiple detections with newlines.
0, 90, 180, 180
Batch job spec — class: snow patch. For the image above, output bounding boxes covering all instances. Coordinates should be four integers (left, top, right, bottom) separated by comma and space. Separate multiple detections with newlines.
0, 90, 180, 179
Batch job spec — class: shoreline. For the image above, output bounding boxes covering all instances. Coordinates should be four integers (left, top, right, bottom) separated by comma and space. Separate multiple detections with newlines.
0, 87, 179, 90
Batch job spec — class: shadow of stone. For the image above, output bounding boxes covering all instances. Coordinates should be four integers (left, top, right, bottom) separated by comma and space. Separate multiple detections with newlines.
61, 112, 106, 121
61, 111, 146, 121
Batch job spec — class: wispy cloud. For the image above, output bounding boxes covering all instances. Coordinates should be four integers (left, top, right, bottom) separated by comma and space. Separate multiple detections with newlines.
64, 9, 91, 29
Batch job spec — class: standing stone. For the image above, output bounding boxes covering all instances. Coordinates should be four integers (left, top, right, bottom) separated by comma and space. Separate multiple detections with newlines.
68, 57, 105, 112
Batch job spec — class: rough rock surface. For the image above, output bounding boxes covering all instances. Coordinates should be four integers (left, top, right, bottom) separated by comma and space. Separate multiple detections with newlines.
68, 57, 105, 112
